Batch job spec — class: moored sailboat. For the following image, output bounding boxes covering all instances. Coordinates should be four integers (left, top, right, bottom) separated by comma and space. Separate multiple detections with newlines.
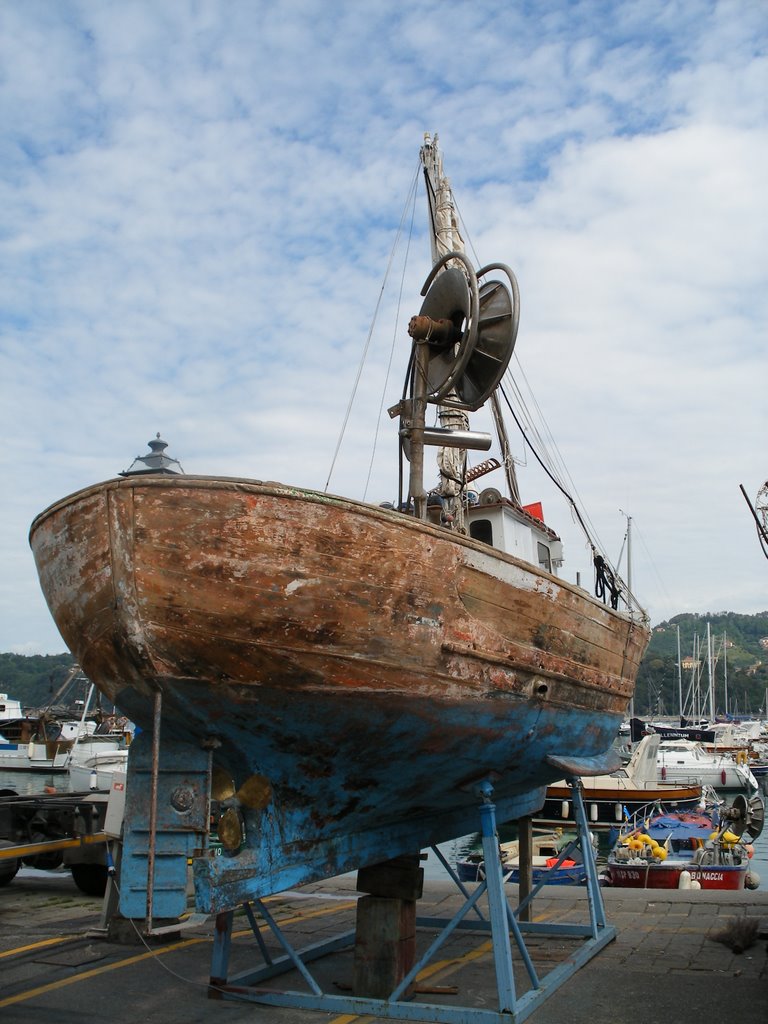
29, 135, 650, 918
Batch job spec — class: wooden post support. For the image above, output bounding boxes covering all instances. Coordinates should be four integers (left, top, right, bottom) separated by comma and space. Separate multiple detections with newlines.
518, 816, 533, 922
353, 855, 424, 999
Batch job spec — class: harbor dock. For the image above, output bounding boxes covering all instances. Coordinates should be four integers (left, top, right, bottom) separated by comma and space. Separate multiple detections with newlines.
2, 868, 766, 1023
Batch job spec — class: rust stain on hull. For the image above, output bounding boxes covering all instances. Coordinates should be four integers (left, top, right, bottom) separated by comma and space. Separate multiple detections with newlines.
30, 475, 646, 713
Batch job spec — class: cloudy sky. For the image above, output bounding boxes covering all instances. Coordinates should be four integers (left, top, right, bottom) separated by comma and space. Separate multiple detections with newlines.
1, 0, 765, 656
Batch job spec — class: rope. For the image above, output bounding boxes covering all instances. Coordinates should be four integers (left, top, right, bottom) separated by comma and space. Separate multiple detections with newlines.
498, 383, 595, 553
498, 380, 635, 610
324, 159, 421, 494
363, 178, 419, 501
593, 553, 621, 610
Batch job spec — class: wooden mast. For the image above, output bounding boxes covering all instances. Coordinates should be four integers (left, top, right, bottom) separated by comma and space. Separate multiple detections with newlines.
419, 134, 521, 520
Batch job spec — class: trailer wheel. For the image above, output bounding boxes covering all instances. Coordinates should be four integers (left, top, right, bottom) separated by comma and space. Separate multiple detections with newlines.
0, 840, 20, 886
23, 849, 64, 871
70, 862, 109, 897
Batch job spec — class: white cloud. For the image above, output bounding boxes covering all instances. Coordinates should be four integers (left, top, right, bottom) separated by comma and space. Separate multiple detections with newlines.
0, 0, 766, 654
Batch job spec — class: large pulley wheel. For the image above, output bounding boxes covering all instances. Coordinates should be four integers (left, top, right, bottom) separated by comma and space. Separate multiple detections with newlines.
413, 251, 480, 402
411, 253, 520, 411
728, 792, 765, 841
459, 262, 520, 409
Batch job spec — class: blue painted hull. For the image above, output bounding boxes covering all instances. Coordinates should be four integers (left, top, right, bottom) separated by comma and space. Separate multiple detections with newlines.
115, 682, 621, 914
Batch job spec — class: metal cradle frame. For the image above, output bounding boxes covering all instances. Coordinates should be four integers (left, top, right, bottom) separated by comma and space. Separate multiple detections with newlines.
207, 780, 615, 1024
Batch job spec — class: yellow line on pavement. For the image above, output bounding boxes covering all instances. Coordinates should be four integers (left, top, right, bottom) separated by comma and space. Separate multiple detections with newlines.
0, 936, 77, 959
0, 898, 354, 1009
0, 935, 205, 1010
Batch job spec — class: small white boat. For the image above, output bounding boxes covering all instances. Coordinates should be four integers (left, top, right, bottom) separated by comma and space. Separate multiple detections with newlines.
457, 829, 593, 886
657, 739, 759, 794
69, 748, 129, 791
0, 719, 128, 773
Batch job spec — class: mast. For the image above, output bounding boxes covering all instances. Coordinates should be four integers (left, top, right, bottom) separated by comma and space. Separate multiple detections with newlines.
419, 134, 521, 525
676, 625, 682, 721
707, 621, 715, 722
420, 134, 471, 531
626, 515, 633, 603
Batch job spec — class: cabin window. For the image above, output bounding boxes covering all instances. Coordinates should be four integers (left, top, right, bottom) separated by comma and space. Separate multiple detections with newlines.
470, 519, 493, 545
537, 542, 551, 572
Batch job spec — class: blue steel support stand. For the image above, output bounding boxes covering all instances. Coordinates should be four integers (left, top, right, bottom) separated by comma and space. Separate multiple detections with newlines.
209, 779, 614, 1024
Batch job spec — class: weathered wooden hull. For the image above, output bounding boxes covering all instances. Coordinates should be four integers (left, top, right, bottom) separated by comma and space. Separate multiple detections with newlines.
30, 475, 649, 907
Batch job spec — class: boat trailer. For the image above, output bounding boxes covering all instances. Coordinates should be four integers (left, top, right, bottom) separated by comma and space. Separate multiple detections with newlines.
0, 789, 117, 895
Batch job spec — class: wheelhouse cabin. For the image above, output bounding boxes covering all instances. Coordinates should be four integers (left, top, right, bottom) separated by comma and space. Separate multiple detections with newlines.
466, 489, 564, 574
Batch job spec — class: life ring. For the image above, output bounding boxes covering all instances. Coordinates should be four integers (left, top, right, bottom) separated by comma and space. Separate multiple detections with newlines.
736, 750, 747, 765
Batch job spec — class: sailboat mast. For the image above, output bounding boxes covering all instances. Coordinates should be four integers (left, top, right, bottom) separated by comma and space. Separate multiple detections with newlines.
707, 621, 715, 721
626, 515, 633, 602
676, 625, 682, 721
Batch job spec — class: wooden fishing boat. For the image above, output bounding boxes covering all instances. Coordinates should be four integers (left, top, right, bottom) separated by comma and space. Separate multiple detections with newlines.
604, 796, 764, 891
29, 136, 650, 917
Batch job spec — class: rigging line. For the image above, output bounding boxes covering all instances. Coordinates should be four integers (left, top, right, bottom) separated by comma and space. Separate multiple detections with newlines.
502, 370, 577, 519
508, 356, 584, 513
615, 528, 628, 577
740, 484, 768, 559
363, 171, 419, 501
324, 160, 422, 494
503, 360, 610, 561
451, 191, 481, 268
398, 350, 416, 510
498, 381, 598, 556
631, 518, 673, 605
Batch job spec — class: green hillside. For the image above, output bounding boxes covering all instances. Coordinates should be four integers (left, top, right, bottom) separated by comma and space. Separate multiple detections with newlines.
634, 611, 768, 718
0, 652, 76, 710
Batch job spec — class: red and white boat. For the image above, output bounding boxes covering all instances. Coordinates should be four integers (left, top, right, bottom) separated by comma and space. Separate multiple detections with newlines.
604, 795, 764, 891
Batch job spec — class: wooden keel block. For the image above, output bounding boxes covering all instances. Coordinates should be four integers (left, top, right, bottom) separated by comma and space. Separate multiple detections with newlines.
356, 854, 424, 901
352, 894, 416, 999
